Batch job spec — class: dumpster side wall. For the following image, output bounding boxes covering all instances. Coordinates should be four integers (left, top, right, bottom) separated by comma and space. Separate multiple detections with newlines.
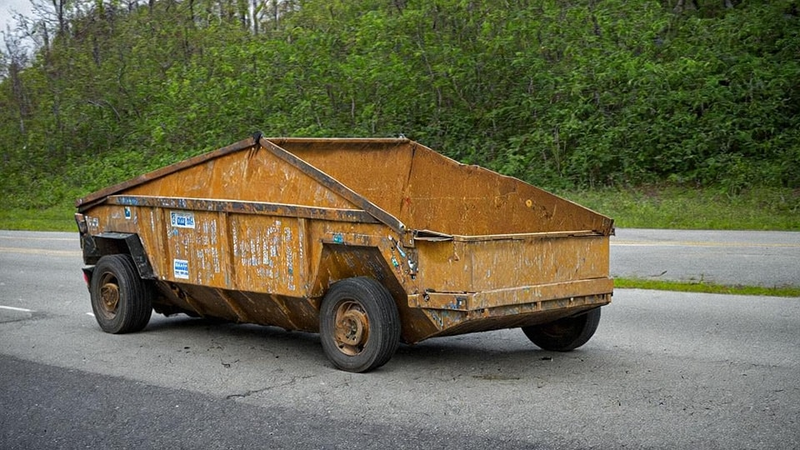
83, 199, 434, 341
398, 145, 612, 236
278, 139, 612, 237
84, 204, 312, 296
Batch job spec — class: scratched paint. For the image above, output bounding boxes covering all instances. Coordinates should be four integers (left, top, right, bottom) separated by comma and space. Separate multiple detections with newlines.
226, 215, 304, 296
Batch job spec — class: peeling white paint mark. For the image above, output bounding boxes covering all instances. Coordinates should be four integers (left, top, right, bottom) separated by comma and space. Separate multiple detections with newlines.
0, 305, 34, 313
231, 223, 240, 258
284, 226, 296, 291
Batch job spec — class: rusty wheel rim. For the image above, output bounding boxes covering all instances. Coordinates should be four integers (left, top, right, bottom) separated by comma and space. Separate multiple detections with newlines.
98, 273, 120, 320
333, 300, 370, 356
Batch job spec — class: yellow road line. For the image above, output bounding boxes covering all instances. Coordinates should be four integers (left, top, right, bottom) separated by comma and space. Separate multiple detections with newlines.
0, 247, 82, 256
0, 235, 75, 241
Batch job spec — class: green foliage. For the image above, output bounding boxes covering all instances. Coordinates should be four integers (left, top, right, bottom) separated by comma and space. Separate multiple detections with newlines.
0, 0, 798, 215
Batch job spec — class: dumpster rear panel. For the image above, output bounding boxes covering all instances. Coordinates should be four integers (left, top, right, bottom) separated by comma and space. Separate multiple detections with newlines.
76, 136, 613, 371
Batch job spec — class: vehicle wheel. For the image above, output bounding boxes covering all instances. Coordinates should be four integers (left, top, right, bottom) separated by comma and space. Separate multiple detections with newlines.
90, 254, 153, 334
522, 307, 601, 351
319, 277, 401, 373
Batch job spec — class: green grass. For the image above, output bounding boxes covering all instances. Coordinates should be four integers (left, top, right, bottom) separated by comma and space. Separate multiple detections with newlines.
0, 205, 76, 232
559, 185, 800, 231
615, 277, 800, 298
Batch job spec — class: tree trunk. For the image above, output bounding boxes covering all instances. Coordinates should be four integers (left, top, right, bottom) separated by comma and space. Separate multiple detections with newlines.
673, 0, 699, 14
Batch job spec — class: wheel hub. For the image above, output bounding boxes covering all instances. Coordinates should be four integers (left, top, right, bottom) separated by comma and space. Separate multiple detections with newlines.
100, 282, 120, 313
333, 301, 369, 355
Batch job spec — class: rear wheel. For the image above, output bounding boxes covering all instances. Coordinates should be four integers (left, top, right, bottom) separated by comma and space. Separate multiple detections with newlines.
319, 277, 400, 373
522, 308, 602, 351
90, 254, 153, 334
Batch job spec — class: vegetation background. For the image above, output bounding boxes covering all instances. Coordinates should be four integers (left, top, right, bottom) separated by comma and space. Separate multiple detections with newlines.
1, 0, 798, 231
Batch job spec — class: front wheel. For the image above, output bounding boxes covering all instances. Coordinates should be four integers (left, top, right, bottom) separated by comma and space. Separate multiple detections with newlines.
90, 254, 153, 334
319, 277, 401, 373
522, 308, 602, 351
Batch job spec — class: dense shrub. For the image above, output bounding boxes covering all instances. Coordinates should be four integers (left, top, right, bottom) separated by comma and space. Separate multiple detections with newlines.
0, 0, 797, 210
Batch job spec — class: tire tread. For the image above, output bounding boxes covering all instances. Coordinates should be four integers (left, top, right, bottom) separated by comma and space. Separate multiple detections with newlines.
522, 307, 601, 352
319, 277, 400, 372
91, 254, 153, 334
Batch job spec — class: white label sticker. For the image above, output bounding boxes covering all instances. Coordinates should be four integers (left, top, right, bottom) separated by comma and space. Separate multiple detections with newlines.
170, 211, 195, 229
173, 259, 189, 279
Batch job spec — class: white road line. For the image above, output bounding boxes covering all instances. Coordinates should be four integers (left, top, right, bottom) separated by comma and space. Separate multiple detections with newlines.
611, 240, 800, 248
0, 305, 35, 313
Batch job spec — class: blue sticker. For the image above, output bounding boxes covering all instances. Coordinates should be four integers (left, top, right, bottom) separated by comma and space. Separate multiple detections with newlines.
173, 259, 189, 279
170, 211, 195, 229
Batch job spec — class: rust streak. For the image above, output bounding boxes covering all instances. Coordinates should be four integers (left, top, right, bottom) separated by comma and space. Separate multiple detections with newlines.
216, 289, 252, 323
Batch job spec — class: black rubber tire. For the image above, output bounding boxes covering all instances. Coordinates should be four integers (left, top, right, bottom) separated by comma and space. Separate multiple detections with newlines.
522, 307, 602, 351
319, 277, 401, 373
90, 254, 153, 334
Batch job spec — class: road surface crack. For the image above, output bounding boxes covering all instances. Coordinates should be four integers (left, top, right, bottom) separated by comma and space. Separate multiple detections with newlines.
225, 376, 311, 400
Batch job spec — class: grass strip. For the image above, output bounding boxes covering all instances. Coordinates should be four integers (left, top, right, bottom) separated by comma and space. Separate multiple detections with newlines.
559, 185, 800, 231
0, 207, 76, 232
614, 277, 800, 298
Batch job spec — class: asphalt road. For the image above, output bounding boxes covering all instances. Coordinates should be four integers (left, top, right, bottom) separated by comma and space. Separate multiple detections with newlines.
611, 228, 800, 287
1, 230, 798, 449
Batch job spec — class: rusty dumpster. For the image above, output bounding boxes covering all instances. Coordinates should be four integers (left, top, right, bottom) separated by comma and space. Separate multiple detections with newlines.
75, 135, 614, 372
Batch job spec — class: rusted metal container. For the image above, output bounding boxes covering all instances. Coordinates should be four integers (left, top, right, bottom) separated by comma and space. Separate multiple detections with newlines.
76, 135, 614, 372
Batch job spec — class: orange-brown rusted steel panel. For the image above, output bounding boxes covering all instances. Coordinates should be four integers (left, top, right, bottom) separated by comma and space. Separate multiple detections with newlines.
76, 135, 613, 346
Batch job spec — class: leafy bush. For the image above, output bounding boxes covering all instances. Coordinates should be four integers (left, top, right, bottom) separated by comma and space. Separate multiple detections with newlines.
0, 0, 797, 211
